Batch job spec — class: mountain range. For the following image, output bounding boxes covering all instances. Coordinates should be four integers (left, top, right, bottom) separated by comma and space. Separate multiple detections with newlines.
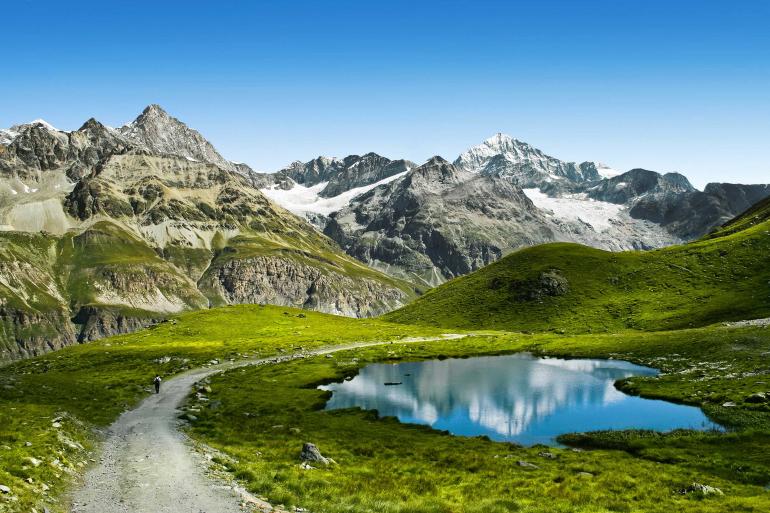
259, 133, 769, 286
1, 105, 768, 358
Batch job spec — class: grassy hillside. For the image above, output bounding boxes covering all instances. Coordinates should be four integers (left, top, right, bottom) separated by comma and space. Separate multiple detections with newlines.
0, 305, 443, 511
0, 150, 420, 360
705, 194, 770, 240
385, 203, 770, 332
0, 216, 418, 360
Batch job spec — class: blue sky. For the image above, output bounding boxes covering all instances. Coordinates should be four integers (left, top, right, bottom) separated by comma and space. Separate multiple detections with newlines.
2, 0, 769, 187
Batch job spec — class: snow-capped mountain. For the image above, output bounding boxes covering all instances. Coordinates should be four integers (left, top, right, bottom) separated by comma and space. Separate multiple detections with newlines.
258, 132, 770, 286
454, 133, 601, 186
3, 106, 769, 349
261, 169, 410, 217
323, 157, 677, 287
256, 152, 415, 225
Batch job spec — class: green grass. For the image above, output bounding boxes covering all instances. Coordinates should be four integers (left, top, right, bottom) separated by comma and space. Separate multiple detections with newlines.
0, 305, 442, 512
2, 306, 770, 512
385, 212, 770, 332
705, 195, 770, 240
185, 323, 770, 513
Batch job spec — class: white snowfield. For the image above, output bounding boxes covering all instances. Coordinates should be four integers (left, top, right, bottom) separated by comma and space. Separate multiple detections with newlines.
261, 170, 409, 216
596, 163, 621, 179
1, 119, 66, 145
523, 188, 624, 232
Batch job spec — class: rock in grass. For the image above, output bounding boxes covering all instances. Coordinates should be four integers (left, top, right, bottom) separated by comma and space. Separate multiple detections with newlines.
683, 482, 724, 496
516, 460, 539, 469
745, 392, 768, 403
0, 484, 10, 493
300, 443, 333, 466
538, 451, 556, 459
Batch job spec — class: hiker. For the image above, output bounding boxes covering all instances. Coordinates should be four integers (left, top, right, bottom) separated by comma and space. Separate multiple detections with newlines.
153, 375, 162, 394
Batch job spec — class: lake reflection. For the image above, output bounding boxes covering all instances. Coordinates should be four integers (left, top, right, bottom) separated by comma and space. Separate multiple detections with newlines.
319, 353, 720, 446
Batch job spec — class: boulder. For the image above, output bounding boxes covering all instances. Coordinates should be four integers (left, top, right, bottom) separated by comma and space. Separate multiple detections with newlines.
745, 392, 768, 404
25, 457, 42, 467
300, 443, 332, 465
0, 484, 10, 493
683, 482, 724, 496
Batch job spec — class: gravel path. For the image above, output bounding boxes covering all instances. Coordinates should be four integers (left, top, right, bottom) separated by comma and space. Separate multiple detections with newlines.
71, 334, 464, 513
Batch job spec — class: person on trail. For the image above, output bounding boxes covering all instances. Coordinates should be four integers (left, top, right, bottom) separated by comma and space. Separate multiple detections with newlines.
153, 375, 162, 394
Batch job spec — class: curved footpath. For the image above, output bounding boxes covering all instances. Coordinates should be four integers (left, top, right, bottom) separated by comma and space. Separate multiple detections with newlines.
70, 334, 464, 513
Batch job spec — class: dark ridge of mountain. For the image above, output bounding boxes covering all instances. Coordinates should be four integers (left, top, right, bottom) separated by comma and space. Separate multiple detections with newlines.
274, 153, 415, 198
707, 194, 770, 239
586, 169, 696, 204
0, 119, 134, 182
582, 170, 770, 239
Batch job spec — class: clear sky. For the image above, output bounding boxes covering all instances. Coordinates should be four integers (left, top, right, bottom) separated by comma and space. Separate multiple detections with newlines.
2, 0, 769, 188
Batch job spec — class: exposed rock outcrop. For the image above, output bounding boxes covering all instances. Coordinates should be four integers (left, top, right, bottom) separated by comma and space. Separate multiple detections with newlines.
200, 256, 407, 317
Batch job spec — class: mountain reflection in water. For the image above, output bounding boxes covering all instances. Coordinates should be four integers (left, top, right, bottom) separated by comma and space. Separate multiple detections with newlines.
319, 353, 720, 445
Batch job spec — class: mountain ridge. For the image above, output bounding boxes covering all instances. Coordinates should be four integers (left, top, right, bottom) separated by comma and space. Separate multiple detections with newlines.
0, 106, 416, 360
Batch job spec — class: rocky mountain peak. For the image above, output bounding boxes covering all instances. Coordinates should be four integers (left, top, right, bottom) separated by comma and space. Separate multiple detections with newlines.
424, 155, 450, 166
10, 119, 63, 133
140, 103, 167, 117
407, 156, 461, 187
118, 104, 237, 172
77, 117, 113, 133
454, 134, 600, 186
661, 172, 696, 193
585, 168, 696, 206
482, 132, 528, 153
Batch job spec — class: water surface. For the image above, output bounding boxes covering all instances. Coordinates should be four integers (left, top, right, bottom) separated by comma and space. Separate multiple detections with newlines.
320, 353, 720, 445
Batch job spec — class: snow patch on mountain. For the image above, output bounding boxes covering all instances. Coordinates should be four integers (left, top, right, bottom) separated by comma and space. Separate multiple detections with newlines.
523, 188, 624, 231
262, 170, 409, 216
596, 163, 621, 179
28, 119, 62, 132
1, 119, 67, 144
0, 129, 18, 145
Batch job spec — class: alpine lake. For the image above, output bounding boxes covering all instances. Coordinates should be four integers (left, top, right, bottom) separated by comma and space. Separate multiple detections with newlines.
320, 353, 721, 446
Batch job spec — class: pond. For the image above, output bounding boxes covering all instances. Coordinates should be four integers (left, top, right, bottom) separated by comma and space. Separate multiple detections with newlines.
319, 353, 721, 446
